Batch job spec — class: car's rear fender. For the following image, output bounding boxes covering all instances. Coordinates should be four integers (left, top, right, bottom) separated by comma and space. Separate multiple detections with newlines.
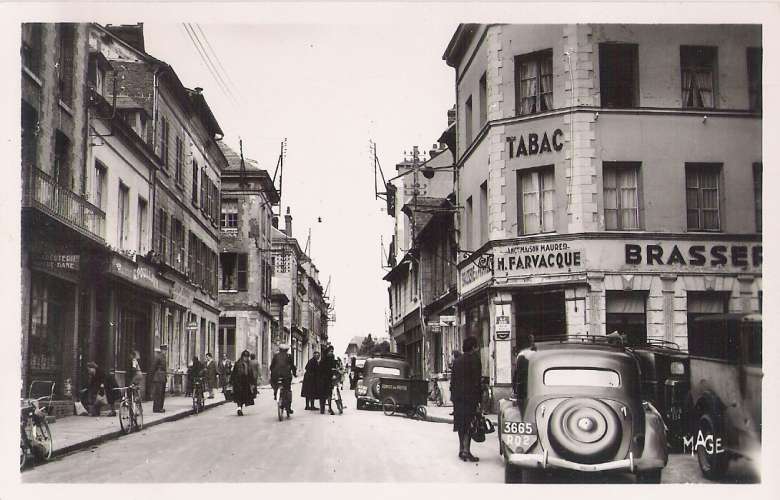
641, 401, 669, 465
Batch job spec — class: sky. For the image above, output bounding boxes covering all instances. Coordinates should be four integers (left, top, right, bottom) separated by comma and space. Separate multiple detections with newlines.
143, 22, 458, 353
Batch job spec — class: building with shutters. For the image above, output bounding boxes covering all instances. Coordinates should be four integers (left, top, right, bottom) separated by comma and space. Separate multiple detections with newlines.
217, 142, 279, 380
443, 24, 762, 406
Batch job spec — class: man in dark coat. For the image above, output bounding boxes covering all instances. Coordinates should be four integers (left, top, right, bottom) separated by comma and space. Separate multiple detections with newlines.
270, 344, 297, 415
230, 350, 256, 416
204, 353, 218, 399
301, 351, 320, 410
151, 345, 168, 413
316, 346, 336, 415
451, 336, 482, 462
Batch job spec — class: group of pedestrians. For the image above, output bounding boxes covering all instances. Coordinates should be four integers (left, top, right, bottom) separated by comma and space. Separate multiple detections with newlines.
300, 345, 342, 415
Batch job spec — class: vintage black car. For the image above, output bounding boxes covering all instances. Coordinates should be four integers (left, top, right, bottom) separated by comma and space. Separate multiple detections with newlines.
351, 353, 410, 410
630, 340, 690, 449
499, 336, 668, 483
687, 314, 762, 480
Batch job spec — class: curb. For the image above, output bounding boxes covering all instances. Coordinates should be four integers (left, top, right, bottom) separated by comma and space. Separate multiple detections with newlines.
46, 399, 229, 462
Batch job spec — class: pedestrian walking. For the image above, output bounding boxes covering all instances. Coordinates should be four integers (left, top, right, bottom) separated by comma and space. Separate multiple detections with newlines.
204, 353, 218, 399
451, 336, 481, 462
316, 345, 336, 415
230, 350, 256, 416
218, 354, 232, 395
151, 344, 168, 413
249, 353, 260, 398
270, 344, 297, 414
301, 351, 320, 410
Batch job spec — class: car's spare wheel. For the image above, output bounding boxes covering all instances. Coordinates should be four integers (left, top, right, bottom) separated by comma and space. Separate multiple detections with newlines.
548, 398, 622, 464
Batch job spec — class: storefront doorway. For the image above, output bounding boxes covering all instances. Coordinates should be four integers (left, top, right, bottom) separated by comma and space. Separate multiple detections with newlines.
513, 290, 565, 346
219, 317, 236, 361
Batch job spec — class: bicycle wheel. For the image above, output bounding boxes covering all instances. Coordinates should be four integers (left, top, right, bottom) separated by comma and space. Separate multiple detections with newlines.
382, 398, 396, 416
415, 405, 428, 420
32, 421, 53, 461
278, 400, 283, 421
192, 391, 200, 414
133, 397, 144, 431
20, 436, 27, 469
119, 400, 132, 434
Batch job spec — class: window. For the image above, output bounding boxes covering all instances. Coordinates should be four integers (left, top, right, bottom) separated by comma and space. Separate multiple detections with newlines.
160, 117, 170, 169
464, 96, 473, 145
603, 162, 640, 230
137, 197, 148, 253
93, 161, 106, 210
544, 368, 620, 387
188, 232, 197, 281
372, 366, 401, 376
687, 292, 732, 361
171, 218, 185, 273
157, 208, 168, 261
479, 181, 488, 245
57, 24, 76, 106
681, 46, 716, 109
518, 167, 555, 234
220, 253, 248, 291
200, 167, 207, 211
22, 23, 43, 76
87, 54, 105, 97
21, 102, 38, 169
479, 72, 487, 126
599, 43, 638, 108
753, 162, 761, 232
515, 49, 553, 115
54, 131, 72, 189
191, 160, 199, 206
686, 164, 721, 231
747, 48, 762, 112
118, 183, 129, 249
606, 291, 647, 345
221, 199, 238, 230
174, 136, 183, 184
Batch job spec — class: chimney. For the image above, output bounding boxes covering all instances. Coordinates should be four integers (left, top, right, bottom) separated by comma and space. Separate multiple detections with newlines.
284, 206, 293, 237
194, 87, 203, 94
447, 105, 456, 126
105, 23, 146, 53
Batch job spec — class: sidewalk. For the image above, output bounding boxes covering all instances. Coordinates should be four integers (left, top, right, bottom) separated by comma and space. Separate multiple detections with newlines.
424, 404, 498, 426
46, 394, 228, 459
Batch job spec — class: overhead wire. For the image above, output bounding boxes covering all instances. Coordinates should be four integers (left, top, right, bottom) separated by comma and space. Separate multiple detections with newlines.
194, 24, 244, 102
180, 23, 238, 109
186, 23, 238, 105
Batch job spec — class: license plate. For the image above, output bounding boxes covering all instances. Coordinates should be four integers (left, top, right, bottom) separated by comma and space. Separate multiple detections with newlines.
503, 421, 536, 435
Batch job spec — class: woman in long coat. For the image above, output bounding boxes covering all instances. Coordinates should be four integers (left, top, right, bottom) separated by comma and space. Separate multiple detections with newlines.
230, 350, 256, 416
450, 336, 482, 462
316, 347, 336, 415
301, 351, 320, 410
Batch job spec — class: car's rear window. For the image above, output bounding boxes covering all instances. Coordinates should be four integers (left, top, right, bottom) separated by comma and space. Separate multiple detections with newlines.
543, 368, 620, 387
372, 366, 401, 376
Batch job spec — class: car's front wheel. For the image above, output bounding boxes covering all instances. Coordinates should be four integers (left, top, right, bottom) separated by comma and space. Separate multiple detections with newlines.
636, 469, 663, 483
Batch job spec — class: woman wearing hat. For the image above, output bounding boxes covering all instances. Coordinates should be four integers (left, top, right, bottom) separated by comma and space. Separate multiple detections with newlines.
230, 350, 257, 416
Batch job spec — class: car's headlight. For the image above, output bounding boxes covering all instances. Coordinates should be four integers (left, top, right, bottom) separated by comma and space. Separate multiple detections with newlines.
670, 361, 685, 376
357, 385, 367, 395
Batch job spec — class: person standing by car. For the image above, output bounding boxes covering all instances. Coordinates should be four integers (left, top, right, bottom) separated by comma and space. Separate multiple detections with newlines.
317, 346, 336, 415
451, 336, 481, 462
151, 345, 168, 413
301, 351, 320, 410
230, 350, 256, 416
204, 353, 218, 399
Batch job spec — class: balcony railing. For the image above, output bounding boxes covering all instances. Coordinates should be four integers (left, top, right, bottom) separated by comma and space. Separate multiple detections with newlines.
23, 166, 106, 241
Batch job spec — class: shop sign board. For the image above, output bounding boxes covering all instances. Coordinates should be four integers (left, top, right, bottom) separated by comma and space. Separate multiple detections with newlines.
31, 253, 80, 271
495, 315, 511, 341
108, 255, 172, 296
459, 257, 493, 296
439, 315, 456, 326
623, 241, 761, 272
186, 322, 199, 331
494, 241, 584, 278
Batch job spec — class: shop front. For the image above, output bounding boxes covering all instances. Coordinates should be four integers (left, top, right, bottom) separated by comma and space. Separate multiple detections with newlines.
458, 235, 762, 400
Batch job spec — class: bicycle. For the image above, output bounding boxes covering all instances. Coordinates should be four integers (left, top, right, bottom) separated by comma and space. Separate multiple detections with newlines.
114, 384, 144, 434
191, 377, 205, 414
428, 376, 444, 407
276, 377, 292, 421
20, 380, 55, 469
331, 373, 344, 414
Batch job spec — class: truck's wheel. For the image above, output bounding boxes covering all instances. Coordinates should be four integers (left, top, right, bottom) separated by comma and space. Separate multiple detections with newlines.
696, 413, 729, 480
505, 463, 524, 483
636, 469, 663, 483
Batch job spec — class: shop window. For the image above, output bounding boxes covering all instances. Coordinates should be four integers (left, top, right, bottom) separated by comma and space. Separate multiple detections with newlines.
191, 160, 199, 206
599, 43, 638, 108
747, 47, 762, 112
22, 23, 43, 77
686, 163, 721, 231
479, 72, 487, 127
514, 291, 565, 342
518, 167, 555, 235
603, 162, 640, 230
465, 96, 473, 145
515, 49, 553, 115
479, 181, 488, 245
118, 182, 129, 249
57, 24, 76, 107
29, 276, 66, 375
681, 46, 717, 109
174, 136, 183, 184
21, 102, 38, 170
160, 117, 170, 169
605, 291, 647, 345
753, 162, 762, 232
687, 292, 733, 361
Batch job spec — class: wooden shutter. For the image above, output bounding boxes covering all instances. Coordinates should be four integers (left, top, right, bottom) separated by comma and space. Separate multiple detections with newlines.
237, 253, 248, 291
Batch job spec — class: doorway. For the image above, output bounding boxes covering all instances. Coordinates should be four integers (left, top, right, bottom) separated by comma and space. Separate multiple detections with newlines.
513, 290, 566, 348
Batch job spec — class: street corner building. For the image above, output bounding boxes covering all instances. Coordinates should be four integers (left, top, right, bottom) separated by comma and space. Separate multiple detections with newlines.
20, 23, 228, 405
442, 24, 761, 404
